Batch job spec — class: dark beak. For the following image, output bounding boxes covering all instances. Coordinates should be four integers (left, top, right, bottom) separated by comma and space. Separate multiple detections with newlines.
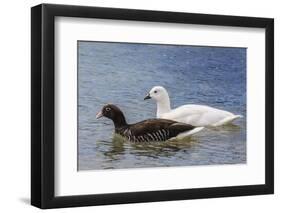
96, 111, 103, 119
144, 93, 151, 100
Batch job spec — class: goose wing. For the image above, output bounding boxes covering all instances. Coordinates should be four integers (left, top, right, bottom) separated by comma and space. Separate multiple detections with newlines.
163, 105, 233, 126
129, 119, 195, 141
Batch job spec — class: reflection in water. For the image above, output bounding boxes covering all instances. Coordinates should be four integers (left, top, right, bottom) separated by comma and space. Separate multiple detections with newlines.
209, 123, 241, 132
129, 137, 197, 158
121, 135, 195, 157
95, 123, 245, 170
99, 135, 199, 169
102, 136, 125, 159
78, 42, 247, 170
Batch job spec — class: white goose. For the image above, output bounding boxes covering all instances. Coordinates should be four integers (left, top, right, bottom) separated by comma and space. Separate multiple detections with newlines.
144, 86, 242, 127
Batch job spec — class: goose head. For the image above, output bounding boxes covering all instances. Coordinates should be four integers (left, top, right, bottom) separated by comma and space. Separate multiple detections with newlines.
144, 86, 171, 117
96, 104, 127, 128
144, 86, 169, 102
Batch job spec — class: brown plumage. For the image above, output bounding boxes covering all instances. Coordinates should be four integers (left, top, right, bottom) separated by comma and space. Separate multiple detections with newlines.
96, 104, 198, 142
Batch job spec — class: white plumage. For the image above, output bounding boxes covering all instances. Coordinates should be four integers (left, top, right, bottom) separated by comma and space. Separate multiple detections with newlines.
169, 126, 205, 140
145, 86, 242, 127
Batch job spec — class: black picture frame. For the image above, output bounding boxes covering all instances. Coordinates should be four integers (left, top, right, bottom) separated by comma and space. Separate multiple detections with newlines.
31, 3, 274, 209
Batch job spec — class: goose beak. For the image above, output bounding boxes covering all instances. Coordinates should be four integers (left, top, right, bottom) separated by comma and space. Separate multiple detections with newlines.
144, 93, 151, 100
96, 111, 103, 119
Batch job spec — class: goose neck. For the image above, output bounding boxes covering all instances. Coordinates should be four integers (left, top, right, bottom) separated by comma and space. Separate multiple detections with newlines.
112, 112, 128, 129
156, 98, 171, 116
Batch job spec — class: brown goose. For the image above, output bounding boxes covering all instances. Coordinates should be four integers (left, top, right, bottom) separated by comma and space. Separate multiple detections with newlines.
96, 104, 204, 142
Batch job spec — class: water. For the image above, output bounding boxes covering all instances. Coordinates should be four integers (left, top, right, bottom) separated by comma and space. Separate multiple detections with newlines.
78, 41, 246, 170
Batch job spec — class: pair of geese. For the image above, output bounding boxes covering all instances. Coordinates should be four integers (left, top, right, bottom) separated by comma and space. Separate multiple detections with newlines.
96, 86, 242, 142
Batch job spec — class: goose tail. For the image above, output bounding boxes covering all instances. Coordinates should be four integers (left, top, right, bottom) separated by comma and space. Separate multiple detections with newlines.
175, 126, 204, 140
212, 114, 243, 127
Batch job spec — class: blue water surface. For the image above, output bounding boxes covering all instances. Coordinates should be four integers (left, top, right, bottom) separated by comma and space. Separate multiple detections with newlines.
78, 41, 246, 170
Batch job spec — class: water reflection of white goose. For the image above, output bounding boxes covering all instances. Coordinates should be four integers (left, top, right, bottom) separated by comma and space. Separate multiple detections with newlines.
144, 86, 242, 127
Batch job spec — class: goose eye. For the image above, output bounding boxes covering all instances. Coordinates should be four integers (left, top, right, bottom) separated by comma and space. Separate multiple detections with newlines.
105, 107, 111, 111
154, 90, 157, 94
